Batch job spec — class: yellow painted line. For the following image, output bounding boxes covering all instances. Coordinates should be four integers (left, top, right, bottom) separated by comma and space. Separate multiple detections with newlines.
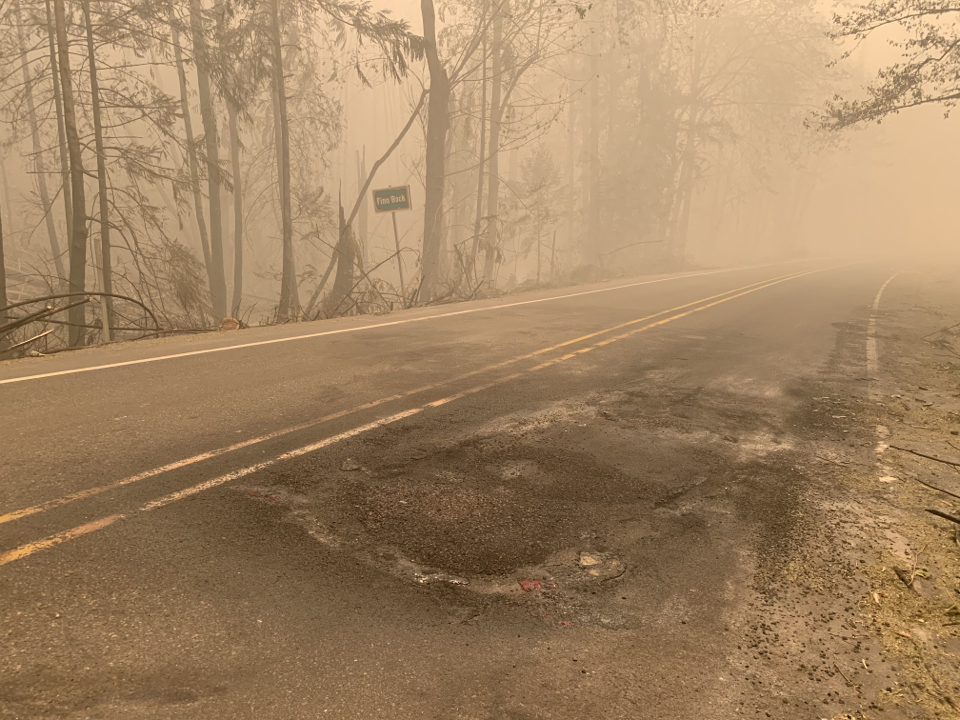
0, 383, 524, 566
0, 269, 810, 527
140, 408, 424, 512
529, 266, 830, 371
0, 263, 847, 568
0, 515, 123, 567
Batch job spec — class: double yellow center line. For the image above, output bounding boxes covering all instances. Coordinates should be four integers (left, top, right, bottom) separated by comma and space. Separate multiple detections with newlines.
0, 265, 838, 567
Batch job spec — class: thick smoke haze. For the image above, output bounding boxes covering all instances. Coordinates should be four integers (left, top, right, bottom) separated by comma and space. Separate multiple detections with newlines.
4, 0, 960, 713
0, 0, 956, 350
804, 108, 960, 257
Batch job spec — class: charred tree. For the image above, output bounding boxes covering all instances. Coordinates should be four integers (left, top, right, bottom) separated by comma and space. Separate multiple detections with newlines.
327, 201, 356, 314
170, 7, 214, 296
0, 200, 7, 322
585, 26, 600, 265
481, 0, 504, 284
44, 0, 72, 249
271, 0, 299, 319
15, 0, 66, 285
228, 101, 243, 314
189, 0, 228, 318
470, 24, 488, 280
81, 0, 114, 339
52, 0, 89, 345
356, 149, 368, 265
420, 0, 450, 301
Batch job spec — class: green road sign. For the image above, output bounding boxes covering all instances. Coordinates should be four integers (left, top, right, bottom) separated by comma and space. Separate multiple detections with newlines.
372, 186, 411, 213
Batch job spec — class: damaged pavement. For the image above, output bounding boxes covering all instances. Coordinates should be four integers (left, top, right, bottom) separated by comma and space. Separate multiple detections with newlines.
2, 262, 959, 719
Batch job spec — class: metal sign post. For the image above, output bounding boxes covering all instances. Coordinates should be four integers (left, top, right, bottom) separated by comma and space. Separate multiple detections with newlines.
390, 211, 406, 303
373, 186, 412, 306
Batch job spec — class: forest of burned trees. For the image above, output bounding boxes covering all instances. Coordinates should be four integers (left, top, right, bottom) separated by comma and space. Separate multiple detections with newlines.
0, 0, 839, 354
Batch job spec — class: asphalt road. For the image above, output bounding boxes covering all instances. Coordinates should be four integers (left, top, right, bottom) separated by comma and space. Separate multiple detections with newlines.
0, 258, 909, 719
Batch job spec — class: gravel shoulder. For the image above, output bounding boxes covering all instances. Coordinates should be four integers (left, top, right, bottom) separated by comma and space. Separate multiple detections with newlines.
811, 266, 960, 720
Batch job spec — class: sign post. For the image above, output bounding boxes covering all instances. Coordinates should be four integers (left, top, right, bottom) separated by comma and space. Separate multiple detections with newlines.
372, 186, 412, 306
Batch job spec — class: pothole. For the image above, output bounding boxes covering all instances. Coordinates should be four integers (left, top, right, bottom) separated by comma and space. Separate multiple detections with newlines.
234, 483, 628, 628
339, 471, 578, 577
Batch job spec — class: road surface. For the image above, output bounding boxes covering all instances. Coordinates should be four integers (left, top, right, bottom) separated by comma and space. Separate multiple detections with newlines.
0, 259, 911, 718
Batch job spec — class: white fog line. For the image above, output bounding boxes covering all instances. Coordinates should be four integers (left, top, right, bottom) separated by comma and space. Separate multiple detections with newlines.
868, 273, 901, 483
866, 273, 900, 387
0, 263, 811, 386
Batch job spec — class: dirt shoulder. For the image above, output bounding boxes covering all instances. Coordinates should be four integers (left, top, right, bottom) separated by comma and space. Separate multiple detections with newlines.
801, 266, 960, 719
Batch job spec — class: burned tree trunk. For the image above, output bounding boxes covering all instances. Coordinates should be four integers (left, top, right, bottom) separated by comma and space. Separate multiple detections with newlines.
327, 202, 357, 315
16, 0, 66, 285
52, 0, 89, 346
45, 0, 73, 254
81, 0, 114, 339
481, 0, 504, 285
420, 0, 450, 301
228, 102, 243, 314
189, 0, 227, 318
170, 7, 213, 294
0, 200, 7, 321
271, 0, 299, 319
470, 27, 487, 281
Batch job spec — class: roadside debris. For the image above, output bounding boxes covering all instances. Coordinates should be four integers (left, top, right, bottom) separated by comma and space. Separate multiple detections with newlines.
340, 458, 363, 471
414, 571, 469, 586
577, 551, 625, 581
889, 445, 960, 469
893, 567, 916, 590
833, 662, 857, 688
925, 508, 960, 525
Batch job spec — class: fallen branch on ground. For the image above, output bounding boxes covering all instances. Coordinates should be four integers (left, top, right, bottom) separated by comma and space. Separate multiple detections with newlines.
0, 292, 160, 331
0, 299, 90, 345
920, 321, 960, 342
833, 662, 857, 688
926, 508, 960, 525
904, 474, 960, 501
890, 445, 960, 468
320, 249, 406, 320
0, 328, 55, 355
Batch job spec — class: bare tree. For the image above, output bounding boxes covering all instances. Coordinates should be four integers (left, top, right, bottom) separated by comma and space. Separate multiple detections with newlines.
189, 0, 228, 318
81, 0, 114, 337
170, 5, 214, 305
14, 0, 66, 284
421, 0, 451, 300
51, 0, 89, 345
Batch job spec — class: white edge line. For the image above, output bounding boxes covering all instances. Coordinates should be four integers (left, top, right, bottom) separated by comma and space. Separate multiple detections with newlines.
0, 263, 813, 386
867, 272, 900, 379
